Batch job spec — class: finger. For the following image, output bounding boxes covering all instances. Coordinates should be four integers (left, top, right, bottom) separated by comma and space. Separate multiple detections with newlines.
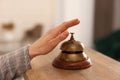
49, 30, 69, 47
49, 18, 80, 39
56, 18, 80, 33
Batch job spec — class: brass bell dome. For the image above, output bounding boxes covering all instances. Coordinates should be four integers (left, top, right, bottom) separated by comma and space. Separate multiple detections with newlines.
60, 33, 84, 52
52, 33, 92, 70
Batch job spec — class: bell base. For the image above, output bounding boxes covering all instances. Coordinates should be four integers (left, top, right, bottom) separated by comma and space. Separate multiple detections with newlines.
52, 57, 92, 70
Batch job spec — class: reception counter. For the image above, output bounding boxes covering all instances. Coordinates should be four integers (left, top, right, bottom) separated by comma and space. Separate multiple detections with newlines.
25, 48, 120, 80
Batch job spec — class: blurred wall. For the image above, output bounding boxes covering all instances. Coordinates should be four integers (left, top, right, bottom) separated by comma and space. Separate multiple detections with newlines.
0, 0, 95, 48
113, 0, 120, 30
55, 0, 95, 47
0, 0, 56, 40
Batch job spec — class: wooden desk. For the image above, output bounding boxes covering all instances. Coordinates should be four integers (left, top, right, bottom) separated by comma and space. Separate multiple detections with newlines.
25, 48, 120, 80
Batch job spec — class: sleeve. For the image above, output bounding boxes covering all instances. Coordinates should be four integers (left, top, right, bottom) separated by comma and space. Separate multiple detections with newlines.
0, 45, 31, 80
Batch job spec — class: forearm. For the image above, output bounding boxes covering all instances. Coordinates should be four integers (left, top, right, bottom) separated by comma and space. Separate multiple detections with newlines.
0, 45, 31, 80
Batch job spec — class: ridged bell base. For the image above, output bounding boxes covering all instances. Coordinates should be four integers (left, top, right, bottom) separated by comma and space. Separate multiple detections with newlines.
52, 57, 92, 70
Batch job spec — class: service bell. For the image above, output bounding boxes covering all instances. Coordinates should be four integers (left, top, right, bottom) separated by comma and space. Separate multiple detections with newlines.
52, 33, 92, 70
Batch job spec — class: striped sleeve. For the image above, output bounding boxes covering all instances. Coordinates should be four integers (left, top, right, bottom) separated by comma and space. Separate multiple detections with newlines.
0, 45, 31, 80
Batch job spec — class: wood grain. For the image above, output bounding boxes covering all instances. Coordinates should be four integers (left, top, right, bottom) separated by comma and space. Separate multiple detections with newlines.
25, 48, 120, 80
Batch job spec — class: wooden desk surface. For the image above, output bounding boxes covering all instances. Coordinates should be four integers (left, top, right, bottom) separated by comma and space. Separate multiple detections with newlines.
25, 48, 120, 80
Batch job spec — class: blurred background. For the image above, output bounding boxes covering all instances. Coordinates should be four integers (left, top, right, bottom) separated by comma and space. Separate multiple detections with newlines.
0, 0, 120, 61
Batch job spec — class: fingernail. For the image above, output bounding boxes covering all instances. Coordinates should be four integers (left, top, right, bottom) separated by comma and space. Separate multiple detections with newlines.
76, 18, 80, 23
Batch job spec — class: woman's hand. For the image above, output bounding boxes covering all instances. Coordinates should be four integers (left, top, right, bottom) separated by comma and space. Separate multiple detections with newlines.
29, 18, 80, 59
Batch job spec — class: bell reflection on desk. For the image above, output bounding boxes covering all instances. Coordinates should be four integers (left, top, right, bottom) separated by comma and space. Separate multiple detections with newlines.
53, 33, 92, 70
